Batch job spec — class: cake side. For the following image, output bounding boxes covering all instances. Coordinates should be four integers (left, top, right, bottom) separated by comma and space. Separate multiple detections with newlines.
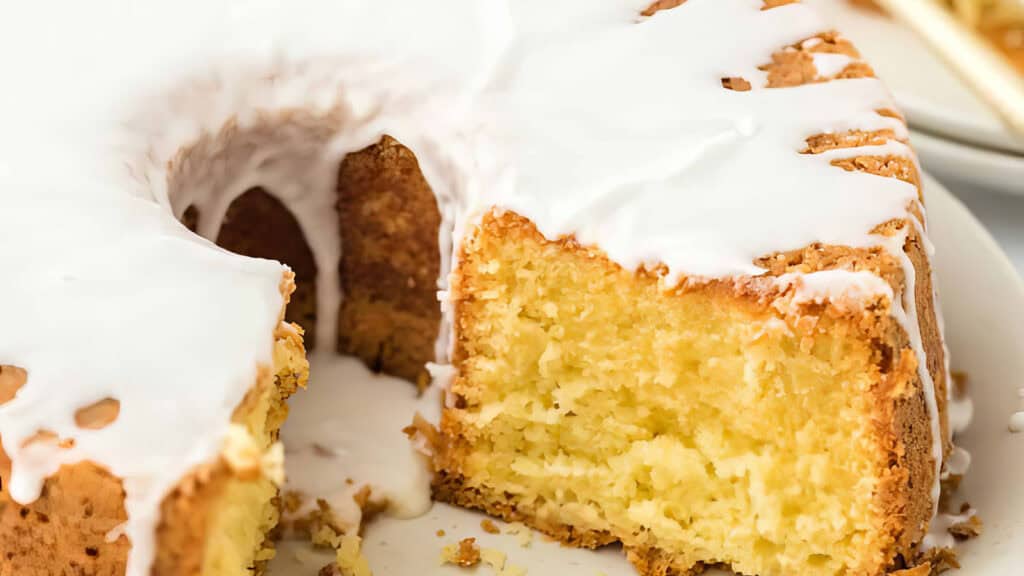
0, 280, 309, 576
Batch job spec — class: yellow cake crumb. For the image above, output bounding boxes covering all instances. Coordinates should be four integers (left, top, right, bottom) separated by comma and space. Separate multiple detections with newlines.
335, 534, 372, 576
504, 522, 532, 548
222, 424, 275, 482
481, 519, 501, 534
480, 548, 507, 572
440, 538, 482, 567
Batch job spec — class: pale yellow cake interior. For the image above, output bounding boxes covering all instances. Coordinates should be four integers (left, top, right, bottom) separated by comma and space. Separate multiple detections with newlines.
200, 327, 308, 576
447, 215, 890, 576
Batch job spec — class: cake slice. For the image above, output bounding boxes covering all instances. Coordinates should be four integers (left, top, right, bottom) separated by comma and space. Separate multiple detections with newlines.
432, 5, 950, 576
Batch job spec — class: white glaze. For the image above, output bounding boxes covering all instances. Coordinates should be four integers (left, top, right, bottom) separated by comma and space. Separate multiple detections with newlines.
1009, 388, 1024, 433
950, 394, 975, 436
923, 507, 977, 551
811, 52, 857, 78
280, 353, 441, 532
0, 0, 958, 573
943, 446, 972, 478
880, 229, 946, 518
779, 269, 894, 307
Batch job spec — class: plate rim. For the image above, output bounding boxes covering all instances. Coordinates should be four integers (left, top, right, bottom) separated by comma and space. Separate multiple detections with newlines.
912, 130, 1024, 196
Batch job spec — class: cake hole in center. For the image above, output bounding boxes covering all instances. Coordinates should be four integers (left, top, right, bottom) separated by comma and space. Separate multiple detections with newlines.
215, 188, 319, 348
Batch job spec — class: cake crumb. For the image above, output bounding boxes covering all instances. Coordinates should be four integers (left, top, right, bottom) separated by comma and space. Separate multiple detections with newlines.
916, 547, 960, 573
281, 490, 306, 514
950, 371, 969, 396
302, 499, 347, 548
352, 484, 387, 524
480, 547, 507, 571
319, 534, 372, 576
504, 522, 533, 547
436, 529, 446, 537
403, 412, 441, 455
948, 513, 983, 539
336, 534, 373, 576
440, 537, 482, 567
480, 519, 501, 534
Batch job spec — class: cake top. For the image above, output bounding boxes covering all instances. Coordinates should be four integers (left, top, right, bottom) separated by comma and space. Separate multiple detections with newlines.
2, 1, 918, 285
0, 1, 930, 574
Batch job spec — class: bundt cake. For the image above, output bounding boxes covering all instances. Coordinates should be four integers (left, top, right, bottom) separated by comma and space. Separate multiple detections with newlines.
0, 0, 973, 575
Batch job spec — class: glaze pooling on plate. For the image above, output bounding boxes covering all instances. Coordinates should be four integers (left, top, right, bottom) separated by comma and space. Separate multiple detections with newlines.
0, 0, 962, 573
280, 353, 442, 531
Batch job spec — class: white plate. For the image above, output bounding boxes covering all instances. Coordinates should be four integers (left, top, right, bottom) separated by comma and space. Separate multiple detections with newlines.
269, 174, 1024, 575
911, 130, 1024, 196
806, 0, 1024, 156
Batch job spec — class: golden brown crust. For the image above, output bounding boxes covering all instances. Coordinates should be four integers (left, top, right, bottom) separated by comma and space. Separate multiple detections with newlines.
336, 135, 442, 385
152, 462, 234, 576
433, 471, 617, 550
625, 547, 705, 576
0, 365, 27, 405
750, 16, 948, 503
803, 129, 900, 154
761, 31, 871, 88
640, 0, 687, 17
0, 458, 131, 576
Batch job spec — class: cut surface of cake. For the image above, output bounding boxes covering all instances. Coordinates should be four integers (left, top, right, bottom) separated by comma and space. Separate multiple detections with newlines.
0, 0, 974, 575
